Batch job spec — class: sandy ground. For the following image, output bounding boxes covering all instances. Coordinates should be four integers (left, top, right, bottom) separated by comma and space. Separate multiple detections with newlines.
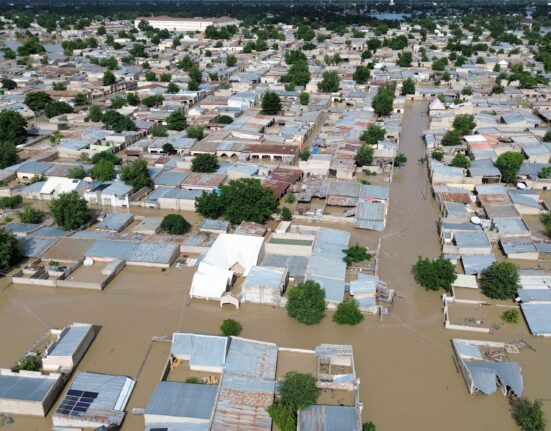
1, 102, 550, 431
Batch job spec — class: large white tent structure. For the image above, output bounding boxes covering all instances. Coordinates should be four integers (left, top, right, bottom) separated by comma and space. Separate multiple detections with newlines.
190, 234, 265, 300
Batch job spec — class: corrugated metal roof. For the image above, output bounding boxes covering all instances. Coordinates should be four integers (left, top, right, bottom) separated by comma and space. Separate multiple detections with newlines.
521, 303, 551, 336
461, 255, 496, 275
48, 324, 93, 357
455, 232, 491, 248
20, 236, 57, 257
85, 240, 178, 264
145, 381, 217, 420
464, 361, 523, 396
243, 266, 286, 290
96, 213, 134, 232
517, 289, 551, 302
171, 333, 228, 369
0, 374, 57, 402
224, 338, 277, 381
298, 405, 359, 431
500, 237, 536, 255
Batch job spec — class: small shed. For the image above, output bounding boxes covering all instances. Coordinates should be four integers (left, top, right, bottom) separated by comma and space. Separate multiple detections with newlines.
200, 219, 230, 234
241, 266, 288, 305
96, 212, 134, 232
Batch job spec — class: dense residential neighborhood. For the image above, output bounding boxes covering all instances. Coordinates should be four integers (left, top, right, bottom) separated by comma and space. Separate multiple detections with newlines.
0, 1, 551, 430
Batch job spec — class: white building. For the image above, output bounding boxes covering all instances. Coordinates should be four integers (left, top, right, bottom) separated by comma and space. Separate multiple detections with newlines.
134, 16, 238, 33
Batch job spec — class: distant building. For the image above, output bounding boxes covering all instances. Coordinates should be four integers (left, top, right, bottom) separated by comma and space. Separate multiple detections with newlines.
134, 16, 238, 33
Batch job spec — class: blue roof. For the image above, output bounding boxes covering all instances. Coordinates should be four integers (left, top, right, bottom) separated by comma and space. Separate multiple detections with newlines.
171, 333, 228, 369
0, 374, 57, 402
298, 405, 359, 431
48, 324, 93, 357
85, 240, 178, 264
19, 236, 57, 257
461, 255, 496, 275
517, 289, 551, 303
500, 237, 536, 255
96, 213, 134, 232
455, 232, 491, 248
101, 180, 133, 197
464, 361, 523, 395
4, 222, 41, 234
145, 382, 217, 420
521, 303, 551, 336
224, 338, 277, 381
154, 171, 189, 187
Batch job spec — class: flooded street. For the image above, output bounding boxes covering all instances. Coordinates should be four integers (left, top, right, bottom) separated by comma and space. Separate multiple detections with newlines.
1, 102, 550, 431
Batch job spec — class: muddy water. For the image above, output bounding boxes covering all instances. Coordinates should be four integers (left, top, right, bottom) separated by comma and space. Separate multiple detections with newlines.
1, 102, 551, 431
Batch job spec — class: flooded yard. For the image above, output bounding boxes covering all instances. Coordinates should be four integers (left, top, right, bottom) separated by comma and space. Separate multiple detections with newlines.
1, 102, 550, 430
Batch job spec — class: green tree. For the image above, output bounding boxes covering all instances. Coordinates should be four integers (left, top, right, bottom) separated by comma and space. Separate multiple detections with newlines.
401, 77, 416, 95
162, 143, 176, 154
91, 159, 115, 181
371, 85, 395, 116
261, 91, 282, 115
441, 129, 461, 146
1, 79, 17, 90
353, 65, 371, 84
220, 319, 242, 336
299, 91, 310, 106
333, 299, 364, 325
501, 309, 520, 324
89, 105, 103, 122
49, 192, 90, 230
102, 70, 116, 86
0, 227, 21, 275
480, 262, 520, 300
452, 114, 476, 136
267, 403, 296, 431
394, 153, 407, 166
432, 150, 444, 161
166, 110, 187, 131
18, 207, 45, 224
44, 101, 73, 118
110, 96, 127, 109
160, 214, 191, 235
342, 244, 371, 266
355, 145, 374, 167
414, 256, 457, 292
398, 51, 413, 67
142, 95, 164, 108
126, 92, 140, 106
166, 82, 179, 94
91, 150, 120, 165
280, 207, 292, 221
298, 148, 310, 161
73, 93, 88, 106
450, 153, 470, 168
218, 115, 233, 124
13, 354, 40, 372
360, 124, 386, 145
286, 280, 326, 325
182, 125, 203, 140
511, 398, 546, 431
543, 130, 551, 142
462, 86, 473, 96
191, 153, 219, 173
0, 109, 27, 151
363, 422, 377, 431
120, 159, 151, 190
145, 71, 157, 82
150, 124, 168, 137
495, 151, 524, 183
159, 72, 171, 83
67, 166, 88, 179
226, 54, 237, 67
24, 91, 52, 111
194, 191, 224, 219
318, 71, 340, 93
280, 372, 320, 410
101, 110, 135, 133
0, 195, 23, 209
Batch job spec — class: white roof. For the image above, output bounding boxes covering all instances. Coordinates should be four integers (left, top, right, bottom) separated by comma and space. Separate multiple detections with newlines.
40, 177, 82, 195
190, 234, 264, 299
464, 135, 487, 143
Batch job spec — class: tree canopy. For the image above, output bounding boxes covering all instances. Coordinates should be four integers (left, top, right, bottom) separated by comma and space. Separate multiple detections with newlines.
360, 124, 386, 145
0, 227, 21, 276
342, 244, 371, 266
279, 372, 320, 411
286, 280, 326, 325
0, 110, 26, 168
195, 178, 277, 224
166, 110, 187, 131
120, 159, 152, 190
261, 91, 282, 115
511, 398, 546, 431
191, 153, 219, 173
220, 319, 242, 336
401, 77, 416, 95
318, 71, 340, 93
496, 151, 524, 183
354, 144, 374, 167
102, 110, 135, 133
49, 192, 90, 230
371, 83, 396, 116
44, 101, 73, 118
91, 159, 115, 181
160, 214, 191, 235
414, 256, 457, 292
333, 299, 364, 325
24, 91, 52, 111
480, 261, 520, 299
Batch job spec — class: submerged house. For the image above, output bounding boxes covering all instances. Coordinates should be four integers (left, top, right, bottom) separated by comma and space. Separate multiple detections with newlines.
452, 339, 523, 397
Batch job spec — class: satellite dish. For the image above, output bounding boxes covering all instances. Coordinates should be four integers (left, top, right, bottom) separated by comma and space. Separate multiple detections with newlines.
83, 258, 94, 267
516, 182, 527, 190
471, 216, 482, 225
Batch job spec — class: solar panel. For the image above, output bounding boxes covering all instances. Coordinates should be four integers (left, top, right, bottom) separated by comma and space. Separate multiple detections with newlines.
56, 390, 98, 417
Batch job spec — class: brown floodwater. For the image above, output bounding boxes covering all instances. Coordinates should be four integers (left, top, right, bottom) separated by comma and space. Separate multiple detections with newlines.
1, 102, 550, 431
